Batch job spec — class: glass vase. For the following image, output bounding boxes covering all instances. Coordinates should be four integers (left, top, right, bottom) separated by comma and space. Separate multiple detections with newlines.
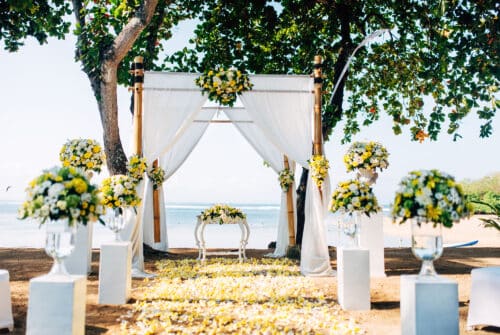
342, 213, 360, 248
107, 208, 125, 241
411, 220, 443, 277
45, 219, 77, 276
356, 168, 378, 185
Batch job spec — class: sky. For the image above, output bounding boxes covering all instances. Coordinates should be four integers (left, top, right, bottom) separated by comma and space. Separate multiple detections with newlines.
0, 21, 499, 205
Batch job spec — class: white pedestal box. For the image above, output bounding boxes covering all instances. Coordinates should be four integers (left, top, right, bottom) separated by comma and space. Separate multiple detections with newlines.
26, 274, 86, 335
467, 267, 500, 330
337, 248, 370, 310
0, 270, 14, 332
400, 275, 458, 335
66, 222, 93, 275
359, 212, 386, 277
98, 241, 132, 305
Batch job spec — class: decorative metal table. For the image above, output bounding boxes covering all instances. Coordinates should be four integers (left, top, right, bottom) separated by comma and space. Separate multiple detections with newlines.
194, 216, 250, 262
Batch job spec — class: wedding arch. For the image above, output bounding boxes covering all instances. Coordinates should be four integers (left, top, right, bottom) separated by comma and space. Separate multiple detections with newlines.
122, 56, 333, 276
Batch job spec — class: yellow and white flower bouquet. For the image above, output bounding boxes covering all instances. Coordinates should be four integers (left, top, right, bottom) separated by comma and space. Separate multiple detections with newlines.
392, 169, 471, 227
147, 165, 166, 190
100, 175, 141, 213
329, 179, 380, 216
200, 204, 246, 224
127, 155, 148, 184
195, 67, 252, 107
308, 155, 329, 188
278, 168, 294, 192
344, 141, 389, 172
59, 138, 105, 173
18, 166, 103, 226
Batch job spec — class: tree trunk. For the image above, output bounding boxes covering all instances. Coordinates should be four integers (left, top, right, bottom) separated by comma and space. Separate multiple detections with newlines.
295, 167, 308, 246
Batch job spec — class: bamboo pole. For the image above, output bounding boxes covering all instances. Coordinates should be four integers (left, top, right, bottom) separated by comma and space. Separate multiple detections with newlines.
132, 56, 144, 156
152, 159, 161, 243
313, 55, 323, 156
284, 156, 296, 247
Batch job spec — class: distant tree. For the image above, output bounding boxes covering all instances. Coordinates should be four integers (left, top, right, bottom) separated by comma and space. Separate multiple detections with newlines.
462, 172, 500, 213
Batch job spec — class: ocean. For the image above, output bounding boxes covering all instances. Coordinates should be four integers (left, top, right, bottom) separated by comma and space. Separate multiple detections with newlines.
0, 201, 399, 249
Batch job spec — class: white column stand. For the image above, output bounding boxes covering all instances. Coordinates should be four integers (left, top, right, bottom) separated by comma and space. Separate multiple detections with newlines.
98, 241, 132, 305
337, 247, 370, 310
27, 275, 86, 335
0, 270, 14, 332
400, 275, 458, 335
358, 212, 386, 277
66, 222, 93, 275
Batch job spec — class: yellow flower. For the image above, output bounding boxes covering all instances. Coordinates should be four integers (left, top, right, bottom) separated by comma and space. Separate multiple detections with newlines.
72, 178, 88, 194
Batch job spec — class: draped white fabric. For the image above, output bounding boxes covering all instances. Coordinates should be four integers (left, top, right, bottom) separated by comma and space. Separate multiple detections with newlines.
120, 181, 145, 270
142, 109, 216, 250
240, 75, 313, 168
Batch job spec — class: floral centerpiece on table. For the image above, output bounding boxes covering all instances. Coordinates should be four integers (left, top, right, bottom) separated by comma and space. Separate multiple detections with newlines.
344, 141, 389, 173
59, 138, 105, 173
392, 169, 471, 227
127, 155, 148, 184
329, 179, 381, 216
18, 166, 104, 226
195, 67, 252, 107
308, 155, 329, 188
100, 175, 141, 213
278, 168, 294, 192
147, 165, 166, 190
200, 204, 246, 224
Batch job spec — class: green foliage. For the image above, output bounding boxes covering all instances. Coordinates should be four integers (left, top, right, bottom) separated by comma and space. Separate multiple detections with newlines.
470, 200, 500, 231
165, 0, 499, 143
462, 173, 500, 213
0, 0, 71, 51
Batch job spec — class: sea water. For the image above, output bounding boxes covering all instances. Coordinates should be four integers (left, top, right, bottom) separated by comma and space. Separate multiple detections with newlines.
0, 201, 403, 249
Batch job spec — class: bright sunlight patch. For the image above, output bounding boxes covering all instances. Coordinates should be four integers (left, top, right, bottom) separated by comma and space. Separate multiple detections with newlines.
120, 258, 363, 334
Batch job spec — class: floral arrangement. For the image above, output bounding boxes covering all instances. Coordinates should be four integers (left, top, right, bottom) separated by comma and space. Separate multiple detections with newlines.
59, 138, 105, 173
344, 141, 389, 172
18, 166, 103, 226
329, 179, 381, 216
147, 165, 166, 190
100, 175, 141, 212
200, 204, 246, 224
127, 155, 147, 184
308, 155, 329, 188
392, 169, 471, 227
278, 168, 294, 192
195, 67, 252, 107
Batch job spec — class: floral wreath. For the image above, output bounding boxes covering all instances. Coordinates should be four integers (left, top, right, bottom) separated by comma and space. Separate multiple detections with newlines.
329, 179, 380, 216
147, 165, 166, 190
200, 204, 246, 225
195, 66, 252, 107
392, 169, 471, 227
100, 174, 141, 212
18, 166, 104, 226
344, 141, 389, 172
278, 169, 294, 192
127, 155, 148, 184
59, 138, 105, 173
308, 155, 329, 188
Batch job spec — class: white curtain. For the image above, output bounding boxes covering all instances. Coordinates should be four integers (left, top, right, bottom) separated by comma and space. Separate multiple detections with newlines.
142, 109, 216, 250
225, 108, 293, 257
241, 75, 333, 276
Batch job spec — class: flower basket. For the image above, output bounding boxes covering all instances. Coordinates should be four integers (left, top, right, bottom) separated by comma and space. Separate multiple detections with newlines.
200, 204, 246, 225
59, 138, 105, 174
344, 141, 389, 175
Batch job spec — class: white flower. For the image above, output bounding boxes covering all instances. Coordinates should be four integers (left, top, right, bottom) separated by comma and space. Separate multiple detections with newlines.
48, 183, 65, 198
57, 200, 67, 210
81, 193, 92, 202
70, 208, 80, 219
40, 205, 50, 217
114, 183, 125, 196
449, 188, 461, 204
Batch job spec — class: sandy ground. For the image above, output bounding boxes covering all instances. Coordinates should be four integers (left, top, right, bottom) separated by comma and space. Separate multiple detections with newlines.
0, 216, 499, 334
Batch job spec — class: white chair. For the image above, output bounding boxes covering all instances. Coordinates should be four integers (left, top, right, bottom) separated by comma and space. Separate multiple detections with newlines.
467, 267, 500, 330
0, 270, 14, 332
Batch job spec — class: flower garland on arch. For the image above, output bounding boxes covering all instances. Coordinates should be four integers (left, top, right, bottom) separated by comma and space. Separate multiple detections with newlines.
278, 169, 294, 192
195, 67, 253, 107
392, 169, 471, 227
308, 155, 330, 189
147, 165, 166, 190
200, 204, 246, 225
59, 138, 105, 173
329, 179, 380, 217
344, 141, 389, 173
127, 155, 147, 184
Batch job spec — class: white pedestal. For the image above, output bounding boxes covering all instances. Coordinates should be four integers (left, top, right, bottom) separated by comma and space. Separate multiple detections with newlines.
0, 270, 14, 332
27, 274, 86, 335
337, 248, 370, 310
66, 222, 93, 275
467, 267, 500, 329
401, 275, 458, 335
98, 241, 132, 305
359, 212, 386, 277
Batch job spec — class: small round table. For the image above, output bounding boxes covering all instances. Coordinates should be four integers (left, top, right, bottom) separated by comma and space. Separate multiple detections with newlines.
194, 216, 250, 262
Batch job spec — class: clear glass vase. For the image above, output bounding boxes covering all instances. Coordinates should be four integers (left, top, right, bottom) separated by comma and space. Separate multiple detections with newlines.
45, 219, 77, 276
342, 213, 360, 248
107, 208, 125, 241
411, 220, 443, 277
356, 168, 378, 185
